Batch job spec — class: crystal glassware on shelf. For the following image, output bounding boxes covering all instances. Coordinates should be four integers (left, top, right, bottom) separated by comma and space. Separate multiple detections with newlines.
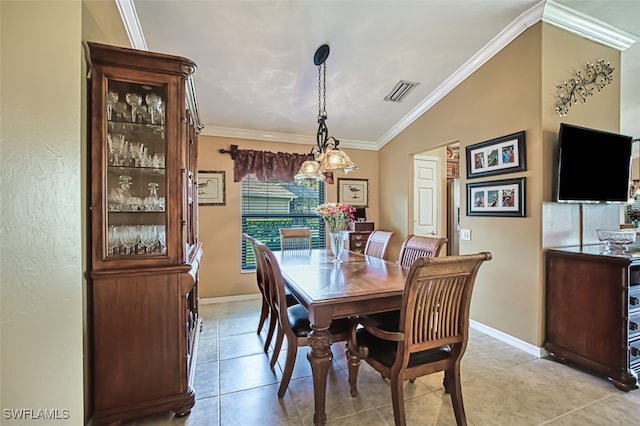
145, 93, 161, 124
113, 101, 129, 121
158, 226, 166, 254
156, 100, 165, 125
107, 225, 121, 256
125, 92, 142, 123
109, 134, 126, 166
140, 225, 159, 254
120, 225, 140, 255
135, 104, 148, 124
144, 182, 160, 211
118, 175, 134, 210
106, 90, 119, 120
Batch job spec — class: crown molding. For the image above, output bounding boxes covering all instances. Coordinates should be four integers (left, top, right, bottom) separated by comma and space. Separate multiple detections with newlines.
116, 0, 637, 153
542, 0, 637, 51
200, 126, 377, 151
375, 1, 545, 150
115, 0, 147, 50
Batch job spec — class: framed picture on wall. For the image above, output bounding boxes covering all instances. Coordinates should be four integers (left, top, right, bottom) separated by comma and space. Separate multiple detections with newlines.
337, 178, 369, 207
466, 131, 526, 179
198, 170, 226, 206
467, 177, 525, 217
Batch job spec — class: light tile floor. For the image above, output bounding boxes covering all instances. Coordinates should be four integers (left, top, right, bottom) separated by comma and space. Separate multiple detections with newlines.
122, 298, 640, 425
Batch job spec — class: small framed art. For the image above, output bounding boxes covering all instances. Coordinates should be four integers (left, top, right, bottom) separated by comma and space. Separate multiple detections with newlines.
467, 177, 525, 217
337, 178, 369, 207
466, 131, 526, 179
197, 170, 226, 206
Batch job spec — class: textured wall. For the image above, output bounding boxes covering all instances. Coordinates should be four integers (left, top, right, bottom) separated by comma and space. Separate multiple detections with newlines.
1, 1, 84, 423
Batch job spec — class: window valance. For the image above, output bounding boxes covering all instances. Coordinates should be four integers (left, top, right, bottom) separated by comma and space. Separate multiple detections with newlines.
232, 149, 308, 183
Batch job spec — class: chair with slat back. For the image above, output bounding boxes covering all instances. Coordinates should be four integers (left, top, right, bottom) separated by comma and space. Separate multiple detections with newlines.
242, 233, 269, 335
347, 252, 492, 426
280, 227, 312, 253
364, 230, 394, 259
255, 241, 351, 398
397, 234, 447, 268
243, 233, 297, 354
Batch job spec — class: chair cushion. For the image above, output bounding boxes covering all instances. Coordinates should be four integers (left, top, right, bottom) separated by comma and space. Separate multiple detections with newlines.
356, 328, 451, 368
287, 304, 351, 338
285, 292, 299, 306
362, 310, 400, 331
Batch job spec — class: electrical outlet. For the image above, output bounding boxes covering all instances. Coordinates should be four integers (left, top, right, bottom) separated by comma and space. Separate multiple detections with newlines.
460, 229, 471, 240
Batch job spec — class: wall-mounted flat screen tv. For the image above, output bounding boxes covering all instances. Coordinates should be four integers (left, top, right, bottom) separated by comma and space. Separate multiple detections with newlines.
556, 123, 633, 203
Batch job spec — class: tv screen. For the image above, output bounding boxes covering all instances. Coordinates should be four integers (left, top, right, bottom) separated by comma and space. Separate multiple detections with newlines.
556, 123, 633, 203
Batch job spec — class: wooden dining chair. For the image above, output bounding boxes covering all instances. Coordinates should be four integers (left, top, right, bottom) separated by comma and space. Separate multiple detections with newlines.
242, 233, 269, 335
255, 241, 351, 398
364, 230, 394, 259
242, 233, 297, 354
347, 252, 492, 426
396, 234, 447, 268
280, 227, 313, 252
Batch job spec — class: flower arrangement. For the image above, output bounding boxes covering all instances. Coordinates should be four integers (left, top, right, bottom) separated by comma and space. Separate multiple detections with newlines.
316, 202, 356, 233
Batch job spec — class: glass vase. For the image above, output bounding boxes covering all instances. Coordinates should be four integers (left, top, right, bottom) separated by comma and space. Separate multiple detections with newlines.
329, 231, 345, 263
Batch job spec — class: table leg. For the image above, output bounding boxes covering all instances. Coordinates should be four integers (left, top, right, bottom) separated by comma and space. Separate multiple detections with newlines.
307, 325, 332, 426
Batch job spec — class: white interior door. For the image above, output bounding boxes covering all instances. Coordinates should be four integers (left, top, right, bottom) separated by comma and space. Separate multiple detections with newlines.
413, 155, 441, 236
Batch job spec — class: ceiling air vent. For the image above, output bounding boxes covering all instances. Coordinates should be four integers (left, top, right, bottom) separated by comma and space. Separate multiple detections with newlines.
384, 80, 419, 103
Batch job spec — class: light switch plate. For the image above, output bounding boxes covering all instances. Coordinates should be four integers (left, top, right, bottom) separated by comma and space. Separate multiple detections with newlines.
460, 229, 471, 240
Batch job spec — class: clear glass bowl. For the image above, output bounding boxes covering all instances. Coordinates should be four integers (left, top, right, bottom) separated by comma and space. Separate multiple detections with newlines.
597, 228, 636, 253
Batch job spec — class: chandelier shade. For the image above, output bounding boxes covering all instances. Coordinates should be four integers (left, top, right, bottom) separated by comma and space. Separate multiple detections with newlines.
295, 44, 358, 181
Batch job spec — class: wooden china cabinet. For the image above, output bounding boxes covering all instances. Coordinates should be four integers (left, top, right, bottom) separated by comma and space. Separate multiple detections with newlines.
86, 42, 204, 424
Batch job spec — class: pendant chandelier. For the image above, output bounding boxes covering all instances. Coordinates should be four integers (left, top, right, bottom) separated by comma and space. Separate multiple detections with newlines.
295, 44, 358, 181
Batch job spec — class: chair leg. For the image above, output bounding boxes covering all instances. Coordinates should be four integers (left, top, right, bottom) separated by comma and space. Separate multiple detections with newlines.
257, 296, 269, 335
277, 335, 297, 398
346, 347, 361, 397
445, 368, 467, 426
270, 324, 284, 368
389, 376, 407, 426
263, 312, 277, 353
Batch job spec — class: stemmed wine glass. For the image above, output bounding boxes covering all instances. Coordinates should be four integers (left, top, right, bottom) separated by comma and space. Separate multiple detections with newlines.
107, 225, 121, 255
120, 225, 139, 255
145, 93, 161, 124
140, 225, 158, 254
158, 226, 166, 254
125, 92, 142, 123
107, 90, 119, 120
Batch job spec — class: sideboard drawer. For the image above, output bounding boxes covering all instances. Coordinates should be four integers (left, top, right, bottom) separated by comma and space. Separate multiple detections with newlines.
630, 313, 640, 338
630, 338, 640, 365
629, 288, 640, 311
345, 231, 372, 253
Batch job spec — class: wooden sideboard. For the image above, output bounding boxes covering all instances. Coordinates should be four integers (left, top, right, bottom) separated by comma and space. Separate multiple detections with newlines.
345, 230, 372, 254
344, 222, 375, 254
545, 245, 640, 391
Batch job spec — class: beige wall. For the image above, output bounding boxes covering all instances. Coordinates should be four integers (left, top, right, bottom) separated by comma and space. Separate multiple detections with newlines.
378, 23, 621, 347
1, 1, 85, 423
197, 135, 379, 298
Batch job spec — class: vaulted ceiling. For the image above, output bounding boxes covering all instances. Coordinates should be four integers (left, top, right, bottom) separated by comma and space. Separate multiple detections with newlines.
116, 0, 639, 149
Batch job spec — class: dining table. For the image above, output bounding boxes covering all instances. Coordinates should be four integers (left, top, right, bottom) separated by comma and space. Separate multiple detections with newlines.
274, 248, 409, 425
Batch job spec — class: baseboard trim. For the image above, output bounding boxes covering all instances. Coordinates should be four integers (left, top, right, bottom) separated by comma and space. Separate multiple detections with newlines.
199, 294, 261, 305
470, 319, 548, 358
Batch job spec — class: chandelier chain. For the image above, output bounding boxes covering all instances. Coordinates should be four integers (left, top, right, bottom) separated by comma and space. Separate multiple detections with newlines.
318, 62, 327, 119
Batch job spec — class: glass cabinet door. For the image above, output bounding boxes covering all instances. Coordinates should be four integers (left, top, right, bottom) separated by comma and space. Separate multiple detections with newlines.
105, 79, 168, 257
